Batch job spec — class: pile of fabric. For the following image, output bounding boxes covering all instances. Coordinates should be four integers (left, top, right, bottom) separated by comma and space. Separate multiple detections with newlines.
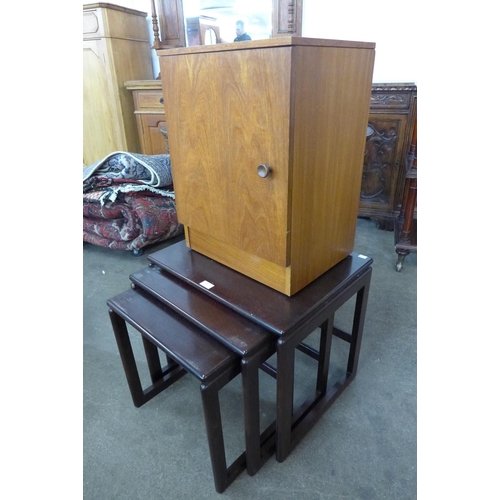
83, 152, 183, 253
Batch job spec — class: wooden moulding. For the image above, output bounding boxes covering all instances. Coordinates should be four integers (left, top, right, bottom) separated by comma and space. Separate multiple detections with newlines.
157, 36, 375, 57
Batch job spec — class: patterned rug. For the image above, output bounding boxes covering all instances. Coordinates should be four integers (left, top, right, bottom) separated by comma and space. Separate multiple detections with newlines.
83, 151, 182, 251
83, 151, 173, 187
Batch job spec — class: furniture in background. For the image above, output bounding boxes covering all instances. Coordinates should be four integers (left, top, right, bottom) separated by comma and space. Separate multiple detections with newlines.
127, 82, 417, 230
394, 116, 417, 271
83, 3, 153, 166
185, 16, 221, 46
125, 80, 169, 155
158, 37, 375, 296
149, 0, 303, 49
360, 83, 417, 230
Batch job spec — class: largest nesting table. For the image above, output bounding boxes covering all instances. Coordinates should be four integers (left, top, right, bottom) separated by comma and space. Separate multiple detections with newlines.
138, 241, 372, 463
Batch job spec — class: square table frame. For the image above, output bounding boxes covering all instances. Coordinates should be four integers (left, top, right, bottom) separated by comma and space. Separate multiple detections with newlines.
148, 242, 373, 463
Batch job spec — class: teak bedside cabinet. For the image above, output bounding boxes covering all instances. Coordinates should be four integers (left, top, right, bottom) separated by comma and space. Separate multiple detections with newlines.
158, 37, 375, 296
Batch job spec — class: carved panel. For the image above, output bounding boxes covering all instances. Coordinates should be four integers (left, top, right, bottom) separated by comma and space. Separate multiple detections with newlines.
273, 0, 303, 36
370, 93, 410, 109
140, 115, 169, 155
361, 118, 402, 206
156, 0, 186, 47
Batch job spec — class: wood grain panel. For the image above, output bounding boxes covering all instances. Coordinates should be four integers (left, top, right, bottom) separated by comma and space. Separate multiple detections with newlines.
83, 38, 123, 165
83, 4, 149, 41
188, 227, 289, 294
137, 114, 168, 155
160, 47, 292, 267
289, 46, 375, 293
135, 90, 165, 110
157, 0, 186, 47
362, 114, 407, 208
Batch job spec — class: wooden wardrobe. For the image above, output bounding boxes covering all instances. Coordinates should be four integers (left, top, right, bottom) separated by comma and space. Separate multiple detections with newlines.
83, 3, 153, 166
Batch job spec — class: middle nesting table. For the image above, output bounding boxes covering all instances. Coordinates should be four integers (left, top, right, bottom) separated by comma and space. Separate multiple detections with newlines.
129, 264, 276, 477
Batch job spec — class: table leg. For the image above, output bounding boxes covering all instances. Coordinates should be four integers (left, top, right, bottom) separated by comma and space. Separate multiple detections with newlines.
108, 309, 146, 407
241, 343, 276, 475
276, 337, 295, 462
316, 316, 334, 396
347, 271, 372, 376
200, 383, 228, 493
142, 336, 163, 383
241, 355, 261, 475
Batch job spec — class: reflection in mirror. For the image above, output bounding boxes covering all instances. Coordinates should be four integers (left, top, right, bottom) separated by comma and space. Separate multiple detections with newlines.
186, 16, 221, 46
204, 27, 218, 45
183, 0, 271, 46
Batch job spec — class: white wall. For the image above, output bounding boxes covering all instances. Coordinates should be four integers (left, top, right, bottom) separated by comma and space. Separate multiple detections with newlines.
302, 1, 417, 83
84, 0, 418, 83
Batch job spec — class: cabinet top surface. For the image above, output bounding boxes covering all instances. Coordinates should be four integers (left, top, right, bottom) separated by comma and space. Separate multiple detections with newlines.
83, 3, 147, 16
157, 36, 375, 57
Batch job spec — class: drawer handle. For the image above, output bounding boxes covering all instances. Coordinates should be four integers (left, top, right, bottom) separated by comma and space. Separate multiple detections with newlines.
159, 97, 164, 104
257, 164, 271, 178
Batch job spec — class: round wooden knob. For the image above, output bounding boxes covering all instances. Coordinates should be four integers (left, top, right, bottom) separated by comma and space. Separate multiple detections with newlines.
257, 164, 271, 178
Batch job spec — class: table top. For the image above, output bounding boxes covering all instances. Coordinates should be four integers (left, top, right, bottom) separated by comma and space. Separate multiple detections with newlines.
148, 241, 373, 336
107, 286, 238, 381
129, 265, 273, 357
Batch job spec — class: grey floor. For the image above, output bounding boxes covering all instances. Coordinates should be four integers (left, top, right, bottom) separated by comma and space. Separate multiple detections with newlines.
83, 218, 417, 500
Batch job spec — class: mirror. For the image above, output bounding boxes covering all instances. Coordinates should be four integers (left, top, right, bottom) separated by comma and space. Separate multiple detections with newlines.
204, 27, 218, 45
151, 0, 302, 49
184, 0, 271, 45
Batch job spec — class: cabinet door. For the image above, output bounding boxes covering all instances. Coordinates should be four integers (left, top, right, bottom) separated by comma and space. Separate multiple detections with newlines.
161, 48, 292, 266
83, 39, 123, 165
138, 114, 169, 155
360, 114, 407, 212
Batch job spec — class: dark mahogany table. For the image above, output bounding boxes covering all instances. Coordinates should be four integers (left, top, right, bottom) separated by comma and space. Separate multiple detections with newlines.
145, 241, 373, 463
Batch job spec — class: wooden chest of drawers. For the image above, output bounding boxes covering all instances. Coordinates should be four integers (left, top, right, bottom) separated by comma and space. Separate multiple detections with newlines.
158, 37, 375, 296
125, 80, 169, 155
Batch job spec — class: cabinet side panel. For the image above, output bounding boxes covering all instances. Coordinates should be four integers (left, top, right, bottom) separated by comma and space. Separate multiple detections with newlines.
289, 46, 375, 293
83, 39, 121, 165
99, 6, 150, 41
109, 37, 154, 154
160, 48, 291, 267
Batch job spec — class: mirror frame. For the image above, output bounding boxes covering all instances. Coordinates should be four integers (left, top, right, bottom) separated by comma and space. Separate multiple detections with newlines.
151, 0, 303, 49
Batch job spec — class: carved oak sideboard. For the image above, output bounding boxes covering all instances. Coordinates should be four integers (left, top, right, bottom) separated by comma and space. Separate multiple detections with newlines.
360, 83, 417, 229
